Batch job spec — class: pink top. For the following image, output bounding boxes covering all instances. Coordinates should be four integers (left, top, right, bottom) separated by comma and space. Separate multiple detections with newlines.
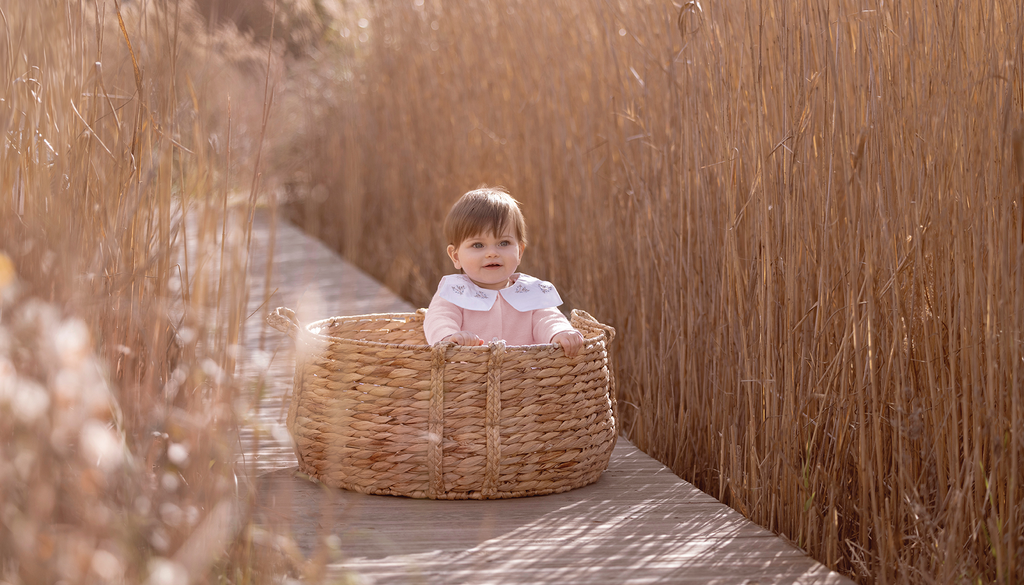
423, 273, 575, 346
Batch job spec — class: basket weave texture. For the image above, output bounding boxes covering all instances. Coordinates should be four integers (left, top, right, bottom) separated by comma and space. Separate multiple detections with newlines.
267, 307, 617, 499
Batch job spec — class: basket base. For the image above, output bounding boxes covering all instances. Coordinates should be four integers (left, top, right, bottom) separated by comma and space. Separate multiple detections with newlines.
295, 434, 616, 499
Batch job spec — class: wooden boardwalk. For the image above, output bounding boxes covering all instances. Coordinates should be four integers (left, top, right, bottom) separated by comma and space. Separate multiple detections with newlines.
240, 210, 855, 584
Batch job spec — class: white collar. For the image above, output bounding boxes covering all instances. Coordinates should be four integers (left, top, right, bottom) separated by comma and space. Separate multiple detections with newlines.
437, 273, 563, 312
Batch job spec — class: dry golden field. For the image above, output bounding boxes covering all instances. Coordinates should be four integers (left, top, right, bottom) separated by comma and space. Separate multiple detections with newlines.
286, 0, 1024, 583
3, 0, 1023, 583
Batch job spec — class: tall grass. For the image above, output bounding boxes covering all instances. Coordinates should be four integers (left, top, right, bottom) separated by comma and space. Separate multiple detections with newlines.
290, 0, 1024, 582
0, 1, 285, 582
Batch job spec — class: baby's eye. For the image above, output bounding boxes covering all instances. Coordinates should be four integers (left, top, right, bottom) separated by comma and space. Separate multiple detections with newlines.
471, 242, 484, 248
499, 240, 511, 247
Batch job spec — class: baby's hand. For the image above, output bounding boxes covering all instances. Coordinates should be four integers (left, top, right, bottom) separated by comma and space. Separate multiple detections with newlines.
551, 330, 584, 357
445, 331, 484, 346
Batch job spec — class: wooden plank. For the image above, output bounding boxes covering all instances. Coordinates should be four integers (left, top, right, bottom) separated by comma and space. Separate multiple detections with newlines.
253, 439, 853, 584
241, 211, 854, 584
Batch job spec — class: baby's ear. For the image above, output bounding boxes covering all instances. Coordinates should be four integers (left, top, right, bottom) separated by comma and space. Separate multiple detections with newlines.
446, 244, 461, 269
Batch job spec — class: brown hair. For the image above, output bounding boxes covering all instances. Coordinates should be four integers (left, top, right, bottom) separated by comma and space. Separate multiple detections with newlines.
442, 187, 528, 247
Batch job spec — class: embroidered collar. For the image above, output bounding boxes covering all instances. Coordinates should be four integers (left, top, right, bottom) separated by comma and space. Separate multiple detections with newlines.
437, 273, 563, 312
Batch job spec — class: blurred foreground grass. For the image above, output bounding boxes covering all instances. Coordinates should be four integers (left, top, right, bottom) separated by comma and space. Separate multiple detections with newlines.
0, 0, 315, 582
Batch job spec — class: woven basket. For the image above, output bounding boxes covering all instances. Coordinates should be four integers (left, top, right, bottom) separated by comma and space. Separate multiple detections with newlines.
267, 307, 617, 499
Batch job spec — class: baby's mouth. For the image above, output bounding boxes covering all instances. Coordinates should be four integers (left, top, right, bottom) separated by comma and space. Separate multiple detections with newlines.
484, 262, 502, 268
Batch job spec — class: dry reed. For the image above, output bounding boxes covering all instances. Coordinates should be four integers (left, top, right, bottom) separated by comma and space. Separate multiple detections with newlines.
0, 0, 295, 582
288, 0, 1024, 582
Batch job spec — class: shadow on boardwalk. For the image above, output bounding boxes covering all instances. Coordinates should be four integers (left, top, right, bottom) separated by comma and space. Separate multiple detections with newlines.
239, 209, 854, 585
256, 444, 849, 584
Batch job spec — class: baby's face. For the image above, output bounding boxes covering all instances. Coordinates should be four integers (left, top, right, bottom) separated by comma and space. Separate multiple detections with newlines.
446, 229, 525, 290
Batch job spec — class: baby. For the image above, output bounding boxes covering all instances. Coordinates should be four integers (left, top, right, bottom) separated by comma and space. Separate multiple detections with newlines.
423, 187, 585, 357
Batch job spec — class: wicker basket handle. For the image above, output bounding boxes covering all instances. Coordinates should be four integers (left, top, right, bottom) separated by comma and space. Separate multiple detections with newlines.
570, 309, 616, 344
267, 307, 301, 339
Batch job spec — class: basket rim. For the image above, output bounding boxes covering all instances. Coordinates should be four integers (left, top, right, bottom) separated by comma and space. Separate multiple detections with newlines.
271, 308, 613, 354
